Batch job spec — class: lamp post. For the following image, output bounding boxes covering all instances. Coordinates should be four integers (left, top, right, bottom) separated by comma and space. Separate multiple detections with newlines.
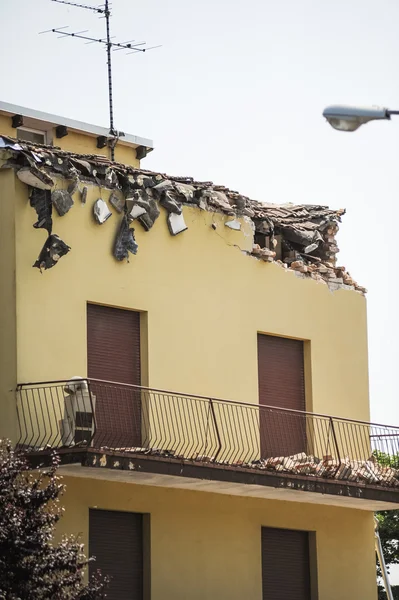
322, 104, 399, 132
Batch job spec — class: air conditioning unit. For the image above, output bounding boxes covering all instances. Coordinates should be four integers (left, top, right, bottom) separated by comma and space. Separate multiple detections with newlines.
60, 377, 96, 446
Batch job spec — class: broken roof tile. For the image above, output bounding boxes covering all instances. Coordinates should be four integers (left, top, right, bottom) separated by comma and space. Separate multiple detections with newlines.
167, 212, 188, 236
113, 215, 138, 261
109, 191, 125, 213
0, 135, 363, 292
52, 189, 74, 217
30, 188, 52, 234
33, 234, 70, 271
93, 198, 112, 224
17, 166, 54, 190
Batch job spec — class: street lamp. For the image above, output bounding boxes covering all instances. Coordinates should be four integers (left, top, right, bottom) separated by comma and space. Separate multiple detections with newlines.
322, 104, 399, 132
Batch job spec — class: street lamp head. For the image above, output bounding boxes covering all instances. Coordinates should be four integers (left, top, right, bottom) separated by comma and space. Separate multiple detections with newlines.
322, 104, 390, 132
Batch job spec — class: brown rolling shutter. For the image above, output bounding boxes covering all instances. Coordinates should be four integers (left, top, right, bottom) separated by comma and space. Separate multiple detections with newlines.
257, 334, 306, 457
89, 509, 143, 600
87, 304, 141, 448
261, 527, 311, 600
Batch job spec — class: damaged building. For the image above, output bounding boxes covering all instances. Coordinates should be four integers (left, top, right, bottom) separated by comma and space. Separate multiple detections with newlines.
0, 102, 395, 600
0, 130, 365, 292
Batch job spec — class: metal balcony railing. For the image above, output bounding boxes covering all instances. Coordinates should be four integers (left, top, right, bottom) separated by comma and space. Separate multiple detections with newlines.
16, 378, 399, 488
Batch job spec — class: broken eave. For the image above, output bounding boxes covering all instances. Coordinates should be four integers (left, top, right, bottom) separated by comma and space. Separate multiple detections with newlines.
0, 135, 365, 292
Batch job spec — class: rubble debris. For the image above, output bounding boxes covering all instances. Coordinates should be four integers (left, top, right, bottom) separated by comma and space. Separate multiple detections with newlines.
225, 219, 241, 231
127, 203, 147, 221
93, 446, 399, 488
201, 190, 235, 215
1, 136, 364, 291
175, 182, 195, 202
198, 198, 208, 211
167, 212, 188, 236
51, 189, 74, 217
304, 242, 318, 254
126, 189, 151, 209
0, 136, 22, 151
159, 191, 183, 214
93, 198, 112, 224
70, 158, 92, 176
109, 191, 125, 213
138, 195, 160, 231
253, 452, 399, 486
80, 186, 88, 204
105, 168, 118, 188
33, 234, 71, 271
113, 215, 138, 261
17, 166, 54, 190
67, 178, 79, 196
50, 155, 69, 176
152, 179, 174, 196
29, 188, 52, 234
125, 191, 152, 222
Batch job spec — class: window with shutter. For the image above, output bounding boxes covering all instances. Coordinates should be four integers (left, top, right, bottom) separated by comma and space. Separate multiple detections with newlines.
87, 303, 141, 448
257, 334, 306, 457
261, 527, 311, 600
89, 509, 144, 600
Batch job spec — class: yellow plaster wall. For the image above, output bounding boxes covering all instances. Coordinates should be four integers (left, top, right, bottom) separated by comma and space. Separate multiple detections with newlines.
0, 114, 140, 168
56, 130, 140, 167
12, 180, 369, 422
113, 142, 141, 167
0, 171, 17, 440
0, 113, 14, 137
58, 476, 377, 600
56, 130, 109, 158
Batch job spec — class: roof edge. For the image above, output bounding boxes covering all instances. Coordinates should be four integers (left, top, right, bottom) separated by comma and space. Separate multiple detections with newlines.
0, 101, 154, 149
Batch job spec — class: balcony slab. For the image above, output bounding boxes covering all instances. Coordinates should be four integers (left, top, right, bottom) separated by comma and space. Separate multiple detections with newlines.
51, 449, 399, 511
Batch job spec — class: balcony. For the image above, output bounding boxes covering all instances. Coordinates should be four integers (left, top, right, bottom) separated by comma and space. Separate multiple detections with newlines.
16, 379, 399, 509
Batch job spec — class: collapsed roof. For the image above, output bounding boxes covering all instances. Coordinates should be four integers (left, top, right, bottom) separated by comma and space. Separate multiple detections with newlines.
0, 135, 365, 293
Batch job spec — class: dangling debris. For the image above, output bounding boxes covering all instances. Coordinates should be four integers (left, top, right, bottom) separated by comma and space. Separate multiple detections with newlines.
160, 191, 182, 214
175, 182, 195, 203
113, 215, 138, 261
105, 168, 118, 188
1, 135, 366, 293
304, 242, 319, 254
137, 196, 160, 231
152, 179, 174, 196
93, 198, 112, 224
167, 212, 188, 236
225, 219, 241, 231
201, 190, 234, 215
127, 203, 147, 221
17, 167, 54, 190
33, 234, 71, 271
135, 174, 156, 188
109, 191, 125, 213
126, 189, 151, 209
67, 178, 79, 196
29, 188, 53, 234
52, 189, 74, 216
80, 186, 88, 204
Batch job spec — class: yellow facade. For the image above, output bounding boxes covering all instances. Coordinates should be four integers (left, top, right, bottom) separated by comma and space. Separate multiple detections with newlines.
58, 478, 376, 600
0, 113, 140, 166
0, 126, 378, 598
7, 179, 369, 419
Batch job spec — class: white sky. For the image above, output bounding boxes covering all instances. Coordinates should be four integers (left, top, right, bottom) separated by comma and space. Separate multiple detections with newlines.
2, 3, 399, 577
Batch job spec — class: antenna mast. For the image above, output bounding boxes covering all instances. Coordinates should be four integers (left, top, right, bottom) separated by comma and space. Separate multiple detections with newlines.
42, 0, 160, 160
104, 0, 114, 138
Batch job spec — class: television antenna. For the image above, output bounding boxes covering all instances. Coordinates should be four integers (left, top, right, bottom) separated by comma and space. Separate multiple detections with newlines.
41, 0, 160, 160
